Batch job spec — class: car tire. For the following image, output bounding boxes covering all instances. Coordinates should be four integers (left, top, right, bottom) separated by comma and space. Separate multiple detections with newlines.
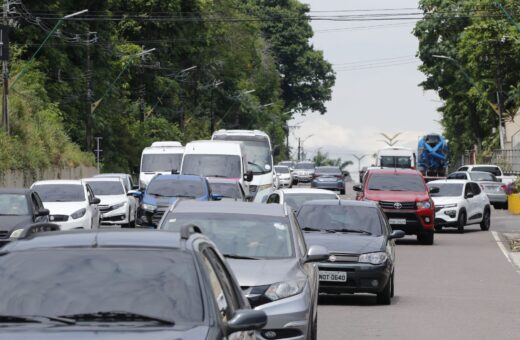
480, 208, 491, 231
340, 188, 346, 195
390, 273, 395, 298
457, 210, 466, 233
418, 230, 434, 245
376, 275, 392, 305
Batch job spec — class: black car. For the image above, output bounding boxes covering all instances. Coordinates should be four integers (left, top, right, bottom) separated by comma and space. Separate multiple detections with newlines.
311, 166, 345, 195
297, 200, 404, 305
0, 188, 51, 243
0, 228, 266, 338
207, 178, 248, 201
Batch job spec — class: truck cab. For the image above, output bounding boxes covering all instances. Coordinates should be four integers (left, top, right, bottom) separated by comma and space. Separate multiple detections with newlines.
139, 141, 184, 189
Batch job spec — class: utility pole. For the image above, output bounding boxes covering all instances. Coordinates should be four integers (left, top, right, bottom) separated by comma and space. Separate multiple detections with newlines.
139, 45, 146, 122
95, 137, 103, 173
495, 42, 506, 149
1, 0, 10, 134
85, 31, 96, 151
297, 138, 301, 161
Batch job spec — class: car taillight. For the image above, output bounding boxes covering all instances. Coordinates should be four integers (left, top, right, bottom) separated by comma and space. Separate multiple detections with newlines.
500, 185, 507, 192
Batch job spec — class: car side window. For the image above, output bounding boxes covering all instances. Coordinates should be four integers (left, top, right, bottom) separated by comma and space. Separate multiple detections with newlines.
291, 213, 307, 257
267, 193, 280, 204
33, 193, 44, 211
30, 194, 40, 214
465, 183, 474, 197
470, 183, 481, 195
200, 251, 231, 321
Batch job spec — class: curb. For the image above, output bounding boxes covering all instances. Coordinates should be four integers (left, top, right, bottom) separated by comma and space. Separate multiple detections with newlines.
492, 231, 520, 274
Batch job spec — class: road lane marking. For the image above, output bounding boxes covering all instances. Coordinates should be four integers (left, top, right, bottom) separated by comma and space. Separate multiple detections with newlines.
492, 231, 520, 275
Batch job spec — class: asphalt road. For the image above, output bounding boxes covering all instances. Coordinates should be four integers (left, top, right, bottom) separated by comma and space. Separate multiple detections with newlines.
317, 183, 520, 340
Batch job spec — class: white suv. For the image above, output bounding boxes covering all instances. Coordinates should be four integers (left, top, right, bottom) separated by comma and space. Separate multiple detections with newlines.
427, 179, 491, 233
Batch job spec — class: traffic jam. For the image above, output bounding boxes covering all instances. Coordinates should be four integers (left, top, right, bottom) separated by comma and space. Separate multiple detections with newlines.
0, 130, 512, 339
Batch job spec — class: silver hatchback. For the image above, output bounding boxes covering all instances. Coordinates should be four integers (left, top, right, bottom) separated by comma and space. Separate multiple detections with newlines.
158, 201, 329, 340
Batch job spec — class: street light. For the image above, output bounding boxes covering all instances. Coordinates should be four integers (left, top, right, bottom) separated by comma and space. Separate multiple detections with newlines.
11, 9, 89, 87
297, 134, 314, 161
352, 154, 367, 182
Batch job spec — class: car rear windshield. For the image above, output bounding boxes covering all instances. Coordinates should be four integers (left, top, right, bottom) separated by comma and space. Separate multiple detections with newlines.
472, 166, 501, 176
367, 174, 426, 192
147, 179, 205, 198
315, 167, 341, 174
33, 184, 85, 202
298, 205, 383, 235
0, 194, 29, 216
141, 154, 183, 173
87, 181, 126, 195
0, 249, 203, 323
182, 154, 241, 179
468, 172, 497, 182
380, 156, 412, 168
275, 166, 290, 174
162, 213, 294, 259
295, 163, 315, 170
428, 183, 463, 197
209, 183, 241, 199
284, 193, 338, 210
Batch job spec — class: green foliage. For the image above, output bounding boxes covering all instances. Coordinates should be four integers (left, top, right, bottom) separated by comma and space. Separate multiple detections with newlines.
415, 0, 520, 163
313, 149, 353, 169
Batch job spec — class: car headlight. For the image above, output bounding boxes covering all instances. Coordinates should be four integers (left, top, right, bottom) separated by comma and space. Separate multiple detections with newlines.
264, 280, 306, 301
417, 200, 432, 209
141, 203, 157, 212
71, 208, 87, 220
111, 202, 126, 210
10, 229, 24, 239
358, 252, 388, 265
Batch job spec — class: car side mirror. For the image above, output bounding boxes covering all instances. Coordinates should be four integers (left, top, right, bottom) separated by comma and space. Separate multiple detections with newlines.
353, 184, 362, 192
429, 187, 440, 194
305, 245, 329, 263
211, 193, 223, 201
388, 230, 405, 240
90, 197, 101, 205
37, 208, 50, 217
226, 309, 267, 334
128, 190, 143, 198
243, 170, 254, 182
465, 192, 474, 199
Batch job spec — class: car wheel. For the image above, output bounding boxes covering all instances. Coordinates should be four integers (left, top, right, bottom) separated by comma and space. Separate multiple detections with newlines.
376, 275, 392, 305
457, 210, 466, 233
480, 208, 491, 231
390, 273, 395, 298
418, 230, 434, 245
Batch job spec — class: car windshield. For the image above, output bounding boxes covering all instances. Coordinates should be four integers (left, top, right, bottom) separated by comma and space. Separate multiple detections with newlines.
295, 163, 315, 170
367, 174, 426, 192
0, 249, 202, 323
33, 184, 85, 202
316, 167, 341, 175
472, 166, 501, 176
141, 154, 183, 173
209, 183, 241, 199
0, 194, 29, 216
428, 183, 463, 197
380, 156, 412, 168
162, 213, 294, 259
213, 136, 272, 174
275, 166, 290, 174
87, 181, 125, 196
182, 154, 241, 179
284, 193, 338, 210
468, 172, 496, 182
298, 205, 383, 235
147, 179, 205, 198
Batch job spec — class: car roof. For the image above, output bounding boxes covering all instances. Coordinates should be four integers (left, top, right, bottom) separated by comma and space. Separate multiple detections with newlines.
95, 173, 129, 177
428, 179, 469, 184
84, 177, 123, 183
301, 199, 378, 208
461, 164, 499, 167
367, 168, 421, 175
2, 229, 186, 252
32, 180, 83, 185
278, 188, 338, 194
0, 188, 31, 195
172, 200, 287, 217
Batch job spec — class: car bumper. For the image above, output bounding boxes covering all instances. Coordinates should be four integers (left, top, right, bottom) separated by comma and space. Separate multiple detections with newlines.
254, 286, 312, 340
317, 262, 391, 294
434, 207, 459, 226
294, 174, 313, 182
311, 181, 344, 190
101, 206, 129, 225
383, 208, 434, 234
53, 215, 91, 230
486, 193, 507, 204
278, 178, 292, 187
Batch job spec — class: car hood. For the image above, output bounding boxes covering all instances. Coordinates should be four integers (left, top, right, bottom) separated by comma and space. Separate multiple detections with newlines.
227, 258, 305, 287
303, 232, 385, 255
431, 196, 461, 206
96, 195, 128, 206
42, 202, 87, 216
365, 190, 429, 202
0, 324, 209, 339
0, 215, 32, 232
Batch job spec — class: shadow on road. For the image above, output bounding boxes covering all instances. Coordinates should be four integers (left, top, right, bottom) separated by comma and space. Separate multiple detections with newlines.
318, 293, 399, 306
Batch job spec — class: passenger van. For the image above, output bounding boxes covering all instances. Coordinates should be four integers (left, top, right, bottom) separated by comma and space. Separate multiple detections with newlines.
139, 141, 184, 188
180, 140, 253, 194
376, 147, 416, 169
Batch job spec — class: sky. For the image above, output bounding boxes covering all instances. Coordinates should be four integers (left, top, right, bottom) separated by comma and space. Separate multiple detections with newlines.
289, 0, 443, 174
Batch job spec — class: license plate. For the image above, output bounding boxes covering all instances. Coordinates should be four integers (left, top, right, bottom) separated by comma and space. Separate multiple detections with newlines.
319, 271, 347, 282
389, 218, 407, 225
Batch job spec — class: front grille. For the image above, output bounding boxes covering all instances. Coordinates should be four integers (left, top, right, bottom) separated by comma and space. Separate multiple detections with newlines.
379, 201, 416, 210
50, 215, 69, 222
0, 231, 9, 239
328, 253, 359, 263
103, 215, 126, 222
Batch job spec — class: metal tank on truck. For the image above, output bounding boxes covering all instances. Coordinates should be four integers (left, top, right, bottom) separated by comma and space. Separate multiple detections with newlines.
417, 133, 449, 179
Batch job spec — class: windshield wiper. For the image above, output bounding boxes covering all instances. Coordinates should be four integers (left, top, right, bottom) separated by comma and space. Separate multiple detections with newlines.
301, 227, 322, 232
174, 195, 196, 198
59, 311, 175, 325
0, 314, 76, 325
223, 254, 260, 260
325, 228, 372, 235
367, 188, 381, 191
149, 193, 167, 197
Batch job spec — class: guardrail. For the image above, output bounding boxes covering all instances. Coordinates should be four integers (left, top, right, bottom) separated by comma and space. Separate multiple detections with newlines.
491, 149, 520, 175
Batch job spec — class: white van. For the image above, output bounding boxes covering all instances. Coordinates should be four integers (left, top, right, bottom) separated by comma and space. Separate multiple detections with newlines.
139, 141, 184, 188
376, 146, 416, 169
180, 140, 253, 193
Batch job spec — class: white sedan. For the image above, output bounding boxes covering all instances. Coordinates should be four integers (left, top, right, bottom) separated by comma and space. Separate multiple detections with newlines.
265, 188, 340, 211
31, 180, 101, 230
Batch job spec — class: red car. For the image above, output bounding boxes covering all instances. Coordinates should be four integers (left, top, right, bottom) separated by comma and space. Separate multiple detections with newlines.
354, 168, 436, 245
